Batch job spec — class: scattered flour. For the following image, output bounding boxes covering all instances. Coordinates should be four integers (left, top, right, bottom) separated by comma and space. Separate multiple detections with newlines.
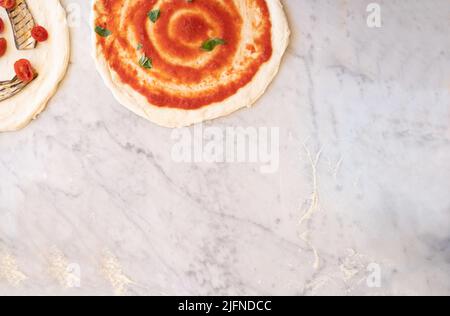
101, 249, 134, 296
0, 251, 27, 286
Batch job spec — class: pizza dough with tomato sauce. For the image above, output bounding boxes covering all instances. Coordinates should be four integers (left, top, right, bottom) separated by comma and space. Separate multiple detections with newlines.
0, 0, 70, 132
93, 0, 290, 128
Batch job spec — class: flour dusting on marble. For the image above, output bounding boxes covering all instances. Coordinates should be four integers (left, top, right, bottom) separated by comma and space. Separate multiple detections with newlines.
298, 143, 323, 270
303, 248, 378, 295
0, 251, 27, 286
47, 247, 79, 288
101, 249, 134, 296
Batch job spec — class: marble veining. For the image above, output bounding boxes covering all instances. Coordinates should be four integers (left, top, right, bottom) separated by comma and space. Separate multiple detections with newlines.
0, 0, 449, 295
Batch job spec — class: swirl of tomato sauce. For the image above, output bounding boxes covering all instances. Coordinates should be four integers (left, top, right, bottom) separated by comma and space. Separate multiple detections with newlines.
95, 0, 272, 110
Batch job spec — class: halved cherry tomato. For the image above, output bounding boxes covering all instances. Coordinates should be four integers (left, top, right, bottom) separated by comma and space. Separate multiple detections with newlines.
0, 0, 16, 10
14, 59, 35, 83
0, 38, 6, 57
0, 18, 4, 33
31, 25, 49, 42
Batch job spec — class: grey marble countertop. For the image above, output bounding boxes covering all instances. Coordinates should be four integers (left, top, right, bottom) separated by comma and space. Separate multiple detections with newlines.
0, 0, 449, 295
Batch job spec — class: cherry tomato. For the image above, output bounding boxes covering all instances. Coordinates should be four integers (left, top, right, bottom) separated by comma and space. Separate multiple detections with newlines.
0, 18, 4, 33
0, 0, 16, 10
31, 25, 49, 42
0, 38, 6, 57
14, 59, 35, 83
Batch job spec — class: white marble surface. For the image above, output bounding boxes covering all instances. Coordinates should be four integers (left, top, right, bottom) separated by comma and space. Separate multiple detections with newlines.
0, 0, 449, 296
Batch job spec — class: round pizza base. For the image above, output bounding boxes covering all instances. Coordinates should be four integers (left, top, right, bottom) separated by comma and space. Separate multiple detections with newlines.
92, 0, 290, 128
0, 0, 70, 132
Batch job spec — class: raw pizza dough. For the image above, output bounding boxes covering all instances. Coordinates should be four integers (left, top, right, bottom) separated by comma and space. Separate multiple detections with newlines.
0, 0, 70, 132
92, 0, 290, 128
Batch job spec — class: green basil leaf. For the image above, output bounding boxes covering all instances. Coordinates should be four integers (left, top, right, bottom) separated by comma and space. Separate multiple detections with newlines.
139, 55, 153, 69
201, 38, 226, 52
95, 25, 111, 37
148, 9, 161, 23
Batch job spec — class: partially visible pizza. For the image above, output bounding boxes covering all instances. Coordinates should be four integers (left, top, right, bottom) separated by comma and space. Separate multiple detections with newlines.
93, 0, 290, 128
0, 0, 70, 132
